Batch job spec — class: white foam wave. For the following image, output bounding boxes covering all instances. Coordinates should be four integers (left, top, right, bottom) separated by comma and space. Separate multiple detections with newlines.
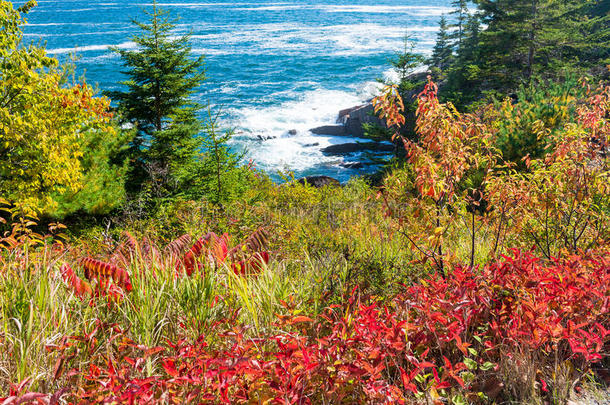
323, 5, 452, 15
227, 88, 367, 171
24, 30, 130, 37
150, 2, 288, 7
231, 4, 452, 16
47, 41, 136, 55
25, 22, 122, 26
189, 23, 438, 57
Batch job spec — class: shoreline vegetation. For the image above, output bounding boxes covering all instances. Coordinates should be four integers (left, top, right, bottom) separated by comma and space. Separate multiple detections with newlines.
1, 0, 609, 404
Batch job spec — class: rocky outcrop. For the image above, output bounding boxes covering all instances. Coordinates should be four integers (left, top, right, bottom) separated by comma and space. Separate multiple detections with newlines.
257, 135, 276, 141
297, 176, 341, 188
315, 72, 429, 139
309, 102, 385, 138
321, 142, 394, 156
337, 103, 386, 138
310, 125, 348, 136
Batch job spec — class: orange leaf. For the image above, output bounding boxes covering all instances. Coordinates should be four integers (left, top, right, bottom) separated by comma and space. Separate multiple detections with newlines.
289, 316, 314, 325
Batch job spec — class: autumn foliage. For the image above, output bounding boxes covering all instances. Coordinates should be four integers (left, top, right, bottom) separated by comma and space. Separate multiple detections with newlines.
37, 249, 609, 404
2, 67, 609, 404
175, 228, 270, 276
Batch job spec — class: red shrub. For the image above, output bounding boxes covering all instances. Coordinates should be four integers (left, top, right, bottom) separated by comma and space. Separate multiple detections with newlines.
54, 249, 609, 403
164, 234, 192, 258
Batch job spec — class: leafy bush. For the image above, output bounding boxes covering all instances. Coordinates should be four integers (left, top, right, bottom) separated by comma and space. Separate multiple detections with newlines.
0, 1, 129, 217
489, 80, 610, 258
375, 76, 609, 268
25, 249, 609, 404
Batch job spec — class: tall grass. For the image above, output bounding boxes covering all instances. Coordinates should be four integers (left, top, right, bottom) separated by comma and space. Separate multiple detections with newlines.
2, 177, 606, 401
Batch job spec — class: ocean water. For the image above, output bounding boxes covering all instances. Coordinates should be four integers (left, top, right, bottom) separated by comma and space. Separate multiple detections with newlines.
23, 0, 452, 181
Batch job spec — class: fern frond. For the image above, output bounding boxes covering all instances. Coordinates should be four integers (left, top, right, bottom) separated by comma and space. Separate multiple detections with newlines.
60, 263, 92, 299
81, 257, 133, 292
176, 232, 214, 276
164, 234, 191, 258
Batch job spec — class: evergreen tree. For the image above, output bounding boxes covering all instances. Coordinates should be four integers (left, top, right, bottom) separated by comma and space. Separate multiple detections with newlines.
189, 110, 247, 204
391, 33, 425, 102
429, 15, 453, 74
473, 0, 602, 91
107, 0, 205, 195
431, 0, 608, 110
450, 0, 469, 47
459, 15, 483, 65
575, 0, 610, 68
365, 33, 425, 153
389, 33, 425, 141
444, 14, 484, 108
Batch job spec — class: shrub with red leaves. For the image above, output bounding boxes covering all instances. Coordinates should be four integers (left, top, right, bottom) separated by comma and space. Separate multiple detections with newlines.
52, 249, 609, 404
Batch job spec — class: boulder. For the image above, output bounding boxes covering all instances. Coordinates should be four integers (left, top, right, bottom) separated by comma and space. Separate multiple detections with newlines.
337, 104, 367, 124
303, 142, 319, 147
296, 176, 341, 188
256, 135, 276, 141
321, 142, 394, 156
287, 129, 297, 135
310, 125, 347, 136
342, 103, 387, 137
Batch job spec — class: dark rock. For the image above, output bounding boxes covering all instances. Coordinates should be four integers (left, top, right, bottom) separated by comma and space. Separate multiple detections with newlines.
303, 142, 319, 147
341, 162, 364, 169
321, 142, 394, 156
337, 104, 367, 124
342, 103, 387, 137
297, 176, 341, 188
288, 129, 297, 135
257, 135, 276, 141
336, 72, 429, 137
310, 125, 347, 136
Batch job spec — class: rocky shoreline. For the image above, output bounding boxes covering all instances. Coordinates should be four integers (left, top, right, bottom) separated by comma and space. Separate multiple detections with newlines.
310, 101, 386, 138
285, 99, 393, 185
249, 82, 419, 185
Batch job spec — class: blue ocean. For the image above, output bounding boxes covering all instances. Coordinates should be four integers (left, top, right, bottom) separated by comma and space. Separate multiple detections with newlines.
23, 0, 452, 181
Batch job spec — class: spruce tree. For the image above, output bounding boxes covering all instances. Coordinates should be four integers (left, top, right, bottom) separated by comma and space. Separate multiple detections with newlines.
107, 0, 205, 195
450, 0, 469, 47
391, 33, 425, 100
190, 110, 246, 204
391, 33, 425, 141
473, 0, 604, 91
444, 14, 484, 108
573, 1, 610, 68
365, 33, 424, 150
430, 15, 453, 73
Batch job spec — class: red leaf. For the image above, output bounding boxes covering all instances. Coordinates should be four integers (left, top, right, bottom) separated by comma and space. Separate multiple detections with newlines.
162, 359, 179, 377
